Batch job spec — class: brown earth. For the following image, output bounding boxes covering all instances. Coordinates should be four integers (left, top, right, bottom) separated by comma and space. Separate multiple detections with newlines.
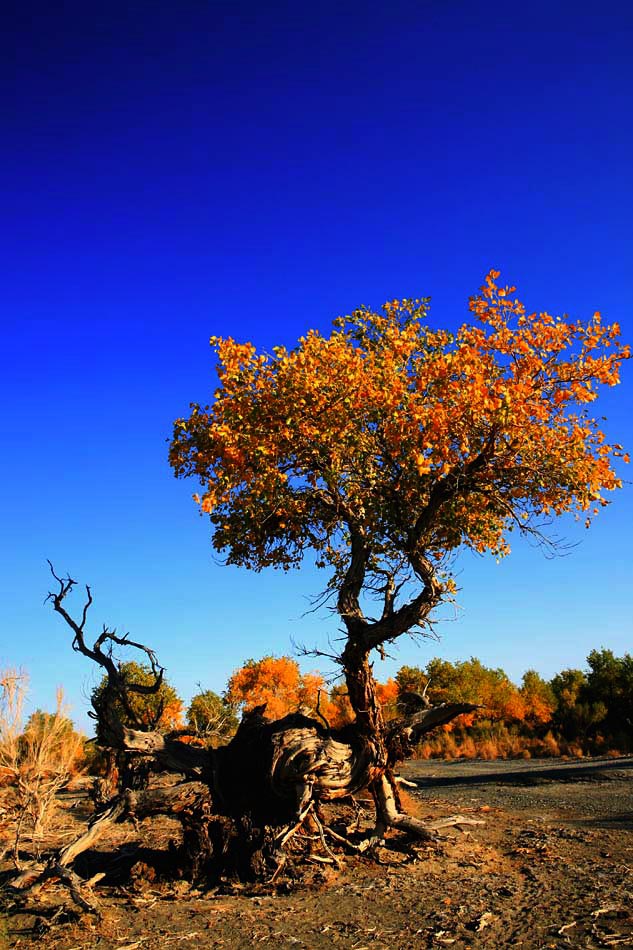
2, 755, 632, 949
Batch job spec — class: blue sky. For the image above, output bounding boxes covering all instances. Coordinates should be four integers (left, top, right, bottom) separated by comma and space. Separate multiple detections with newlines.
1, 1, 631, 731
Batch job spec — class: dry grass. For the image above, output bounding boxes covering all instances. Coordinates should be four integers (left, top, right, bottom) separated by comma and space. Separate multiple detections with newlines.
0, 669, 84, 865
416, 728, 566, 761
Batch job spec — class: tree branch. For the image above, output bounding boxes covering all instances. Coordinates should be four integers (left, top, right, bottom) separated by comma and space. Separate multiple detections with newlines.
47, 562, 165, 733
361, 552, 443, 652
336, 529, 369, 634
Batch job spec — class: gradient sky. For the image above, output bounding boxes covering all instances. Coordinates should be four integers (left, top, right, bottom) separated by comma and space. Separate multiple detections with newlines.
1, 1, 631, 732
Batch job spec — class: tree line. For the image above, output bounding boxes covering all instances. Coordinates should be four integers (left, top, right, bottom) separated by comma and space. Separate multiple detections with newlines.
78, 647, 633, 761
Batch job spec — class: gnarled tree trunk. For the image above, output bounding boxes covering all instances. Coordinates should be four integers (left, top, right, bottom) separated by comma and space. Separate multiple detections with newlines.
10, 566, 480, 911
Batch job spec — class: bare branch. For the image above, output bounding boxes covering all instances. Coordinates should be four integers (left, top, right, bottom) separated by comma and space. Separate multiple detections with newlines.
46, 562, 166, 733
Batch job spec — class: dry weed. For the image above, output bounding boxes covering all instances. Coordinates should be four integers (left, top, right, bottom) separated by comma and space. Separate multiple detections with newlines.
0, 670, 84, 865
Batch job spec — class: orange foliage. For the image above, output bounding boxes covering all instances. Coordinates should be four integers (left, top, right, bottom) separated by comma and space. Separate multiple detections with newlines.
422, 657, 527, 731
329, 678, 399, 728
171, 273, 627, 738
375, 678, 399, 720
520, 670, 556, 727
226, 661, 400, 728
329, 683, 353, 728
158, 700, 185, 730
171, 272, 628, 582
226, 656, 334, 722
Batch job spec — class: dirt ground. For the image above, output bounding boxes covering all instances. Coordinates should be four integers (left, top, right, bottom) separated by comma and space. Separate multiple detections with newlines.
2, 755, 632, 949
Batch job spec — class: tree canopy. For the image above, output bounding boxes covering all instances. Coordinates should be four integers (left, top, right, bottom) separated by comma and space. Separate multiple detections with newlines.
91, 661, 183, 732
170, 271, 628, 634
225, 656, 331, 722
170, 271, 628, 783
186, 688, 238, 740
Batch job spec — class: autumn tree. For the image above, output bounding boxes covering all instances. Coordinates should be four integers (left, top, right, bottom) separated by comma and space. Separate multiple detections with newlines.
329, 678, 399, 728
169, 270, 627, 834
328, 681, 354, 727
519, 670, 555, 729
27, 274, 627, 905
400, 658, 525, 729
375, 678, 399, 720
91, 661, 184, 735
226, 656, 333, 722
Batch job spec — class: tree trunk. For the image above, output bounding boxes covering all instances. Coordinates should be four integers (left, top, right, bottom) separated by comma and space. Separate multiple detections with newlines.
341, 639, 388, 773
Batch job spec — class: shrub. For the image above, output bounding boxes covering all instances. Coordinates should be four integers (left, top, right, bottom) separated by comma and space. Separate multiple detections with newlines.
0, 671, 84, 864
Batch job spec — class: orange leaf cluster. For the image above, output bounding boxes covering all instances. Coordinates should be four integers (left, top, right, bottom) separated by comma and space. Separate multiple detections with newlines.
170, 272, 628, 579
226, 659, 399, 728
225, 656, 333, 722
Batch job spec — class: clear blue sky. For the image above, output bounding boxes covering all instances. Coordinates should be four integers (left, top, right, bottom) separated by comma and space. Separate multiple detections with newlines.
1, 1, 631, 732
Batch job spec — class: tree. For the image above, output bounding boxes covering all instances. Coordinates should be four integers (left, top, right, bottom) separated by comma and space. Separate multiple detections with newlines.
91, 661, 183, 735
403, 657, 525, 728
226, 656, 333, 722
585, 649, 633, 740
395, 664, 430, 698
375, 678, 399, 720
27, 275, 627, 907
169, 270, 628, 834
550, 667, 587, 714
549, 667, 607, 742
557, 648, 633, 749
520, 670, 555, 729
328, 681, 354, 727
186, 689, 237, 741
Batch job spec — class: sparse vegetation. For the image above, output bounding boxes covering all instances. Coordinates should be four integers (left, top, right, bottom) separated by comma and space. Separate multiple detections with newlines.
0, 670, 84, 865
186, 688, 238, 744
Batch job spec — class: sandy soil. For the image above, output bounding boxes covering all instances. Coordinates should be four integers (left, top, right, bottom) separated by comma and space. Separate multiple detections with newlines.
3, 755, 632, 949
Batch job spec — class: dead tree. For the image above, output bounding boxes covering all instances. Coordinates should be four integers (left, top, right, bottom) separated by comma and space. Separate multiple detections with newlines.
10, 566, 479, 909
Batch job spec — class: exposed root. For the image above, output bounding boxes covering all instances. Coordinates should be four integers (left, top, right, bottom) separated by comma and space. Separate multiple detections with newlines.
268, 852, 287, 884
9, 780, 214, 912
312, 809, 342, 869
394, 775, 417, 788
320, 823, 363, 853
372, 774, 485, 842
11, 796, 126, 893
423, 814, 485, 832
46, 863, 101, 916
275, 801, 315, 848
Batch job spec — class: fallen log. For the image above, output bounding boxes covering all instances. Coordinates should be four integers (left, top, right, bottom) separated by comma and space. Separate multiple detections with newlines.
9, 566, 483, 909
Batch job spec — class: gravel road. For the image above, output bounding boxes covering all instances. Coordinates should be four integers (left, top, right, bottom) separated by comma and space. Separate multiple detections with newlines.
402, 754, 633, 829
